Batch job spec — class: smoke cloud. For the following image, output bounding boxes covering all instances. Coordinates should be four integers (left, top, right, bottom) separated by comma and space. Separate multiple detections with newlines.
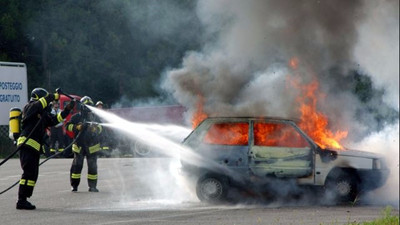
354, 0, 399, 110
163, 0, 366, 117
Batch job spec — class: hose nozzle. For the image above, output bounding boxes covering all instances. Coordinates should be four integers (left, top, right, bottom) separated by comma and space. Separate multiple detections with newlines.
55, 88, 74, 100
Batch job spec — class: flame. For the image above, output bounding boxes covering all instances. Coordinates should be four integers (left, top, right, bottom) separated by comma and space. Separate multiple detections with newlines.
190, 57, 348, 150
192, 95, 208, 128
289, 57, 299, 69
204, 123, 249, 145
203, 122, 310, 147
289, 77, 348, 150
254, 123, 309, 147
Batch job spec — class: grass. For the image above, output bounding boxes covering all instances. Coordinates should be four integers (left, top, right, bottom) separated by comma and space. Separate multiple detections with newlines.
346, 206, 399, 225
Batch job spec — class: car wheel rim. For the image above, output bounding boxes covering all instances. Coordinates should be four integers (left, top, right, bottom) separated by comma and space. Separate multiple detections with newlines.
336, 180, 351, 196
201, 178, 222, 199
134, 142, 150, 156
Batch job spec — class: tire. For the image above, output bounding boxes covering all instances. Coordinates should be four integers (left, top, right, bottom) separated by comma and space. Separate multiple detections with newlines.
325, 170, 359, 203
133, 141, 151, 157
196, 175, 228, 203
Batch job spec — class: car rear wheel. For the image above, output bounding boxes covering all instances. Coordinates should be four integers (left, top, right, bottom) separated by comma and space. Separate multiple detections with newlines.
196, 175, 228, 203
325, 170, 359, 203
133, 141, 151, 157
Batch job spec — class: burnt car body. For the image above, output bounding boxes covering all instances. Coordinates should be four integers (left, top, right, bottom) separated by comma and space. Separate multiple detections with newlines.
180, 117, 389, 204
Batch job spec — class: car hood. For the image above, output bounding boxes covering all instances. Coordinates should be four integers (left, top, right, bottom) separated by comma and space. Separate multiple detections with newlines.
325, 148, 383, 159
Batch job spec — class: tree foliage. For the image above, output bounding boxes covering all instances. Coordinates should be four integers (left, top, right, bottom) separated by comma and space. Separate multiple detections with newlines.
0, 0, 202, 105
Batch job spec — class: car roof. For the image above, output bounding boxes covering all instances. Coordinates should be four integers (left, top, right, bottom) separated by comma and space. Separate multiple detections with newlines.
203, 116, 300, 123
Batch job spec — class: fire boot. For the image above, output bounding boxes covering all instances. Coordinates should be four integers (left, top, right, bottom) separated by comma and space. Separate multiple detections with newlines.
88, 187, 99, 192
71, 186, 78, 192
16, 199, 36, 210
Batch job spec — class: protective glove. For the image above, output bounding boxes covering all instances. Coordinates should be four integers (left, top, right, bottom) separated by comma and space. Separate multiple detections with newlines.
76, 122, 84, 131
65, 100, 75, 110
89, 123, 101, 133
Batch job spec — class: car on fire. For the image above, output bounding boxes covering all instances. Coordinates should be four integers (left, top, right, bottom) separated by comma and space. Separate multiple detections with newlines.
180, 117, 389, 204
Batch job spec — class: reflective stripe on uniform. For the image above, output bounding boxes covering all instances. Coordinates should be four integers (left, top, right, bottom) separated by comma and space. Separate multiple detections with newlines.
102, 146, 110, 150
50, 148, 56, 152
39, 97, 47, 108
58, 148, 64, 152
72, 144, 81, 154
97, 125, 102, 134
57, 112, 63, 122
71, 173, 81, 179
88, 143, 101, 154
87, 174, 98, 180
27, 180, 35, 186
67, 124, 74, 132
19, 179, 35, 187
17, 136, 41, 151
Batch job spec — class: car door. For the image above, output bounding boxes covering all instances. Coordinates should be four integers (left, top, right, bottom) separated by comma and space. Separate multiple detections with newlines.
248, 121, 313, 178
197, 121, 250, 173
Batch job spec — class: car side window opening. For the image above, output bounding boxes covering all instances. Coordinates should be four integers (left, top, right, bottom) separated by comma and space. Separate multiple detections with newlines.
203, 122, 249, 146
254, 122, 309, 148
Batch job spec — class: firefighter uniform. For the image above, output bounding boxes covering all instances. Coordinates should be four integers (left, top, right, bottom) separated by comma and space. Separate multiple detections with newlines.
16, 88, 74, 210
49, 102, 65, 156
66, 96, 103, 192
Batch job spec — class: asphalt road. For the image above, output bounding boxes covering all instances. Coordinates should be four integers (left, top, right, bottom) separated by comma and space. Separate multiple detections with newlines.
0, 158, 398, 225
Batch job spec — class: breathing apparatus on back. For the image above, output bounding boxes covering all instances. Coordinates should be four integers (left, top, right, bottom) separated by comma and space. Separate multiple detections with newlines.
9, 107, 22, 142
8, 88, 54, 142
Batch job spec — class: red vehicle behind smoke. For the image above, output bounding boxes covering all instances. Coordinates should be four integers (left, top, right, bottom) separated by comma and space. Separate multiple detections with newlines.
108, 105, 186, 125
52, 94, 187, 157
58, 94, 82, 139
108, 105, 187, 157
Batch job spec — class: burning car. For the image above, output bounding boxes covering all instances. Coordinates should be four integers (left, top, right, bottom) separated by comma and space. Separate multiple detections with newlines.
181, 117, 389, 204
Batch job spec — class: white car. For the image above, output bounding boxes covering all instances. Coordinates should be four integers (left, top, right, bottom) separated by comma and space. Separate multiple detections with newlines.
181, 117, 389, 204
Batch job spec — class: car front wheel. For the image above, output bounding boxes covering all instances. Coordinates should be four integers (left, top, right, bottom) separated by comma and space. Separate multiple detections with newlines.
325, 170, 359, 203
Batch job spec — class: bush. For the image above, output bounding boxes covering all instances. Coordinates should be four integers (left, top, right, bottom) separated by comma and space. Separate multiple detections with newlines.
0, 135, 16, 158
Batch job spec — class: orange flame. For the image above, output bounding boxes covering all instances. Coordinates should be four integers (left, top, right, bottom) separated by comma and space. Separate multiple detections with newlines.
191, 57, 347, 150
192, 95, 208, 128
203, 122, 310, 147
254, 123, 309, 147
289, 77, 348, 149
289, 57, 299, 69
204, 123, 249, 145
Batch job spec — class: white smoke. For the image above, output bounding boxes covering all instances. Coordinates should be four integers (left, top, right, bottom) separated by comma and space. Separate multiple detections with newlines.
347, 122, 399, 208
354, 0, 399, 111
351, 0, 399, 208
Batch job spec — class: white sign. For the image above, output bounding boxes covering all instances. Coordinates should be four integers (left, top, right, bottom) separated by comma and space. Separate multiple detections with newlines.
0, 62, 28, 125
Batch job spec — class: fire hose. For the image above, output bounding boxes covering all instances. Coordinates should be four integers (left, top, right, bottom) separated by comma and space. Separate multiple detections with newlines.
0, 116, 45, 167
0, 88, 81, 195
0, 88, 70, 167
0, 130, 83, 195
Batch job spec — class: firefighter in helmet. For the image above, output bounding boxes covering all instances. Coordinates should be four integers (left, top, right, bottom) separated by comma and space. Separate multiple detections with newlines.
95, 101, 103, 109
66, 96, 103, 192
94, 100, 113, 157
16, 88, 75, 210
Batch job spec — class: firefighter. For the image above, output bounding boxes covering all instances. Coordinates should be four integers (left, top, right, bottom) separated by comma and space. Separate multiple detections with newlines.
67, 96, 103, 192
95, 101, 103, 109
95, 100, 112, 157
49, 101, 66, 156
16, 88, 75, 210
